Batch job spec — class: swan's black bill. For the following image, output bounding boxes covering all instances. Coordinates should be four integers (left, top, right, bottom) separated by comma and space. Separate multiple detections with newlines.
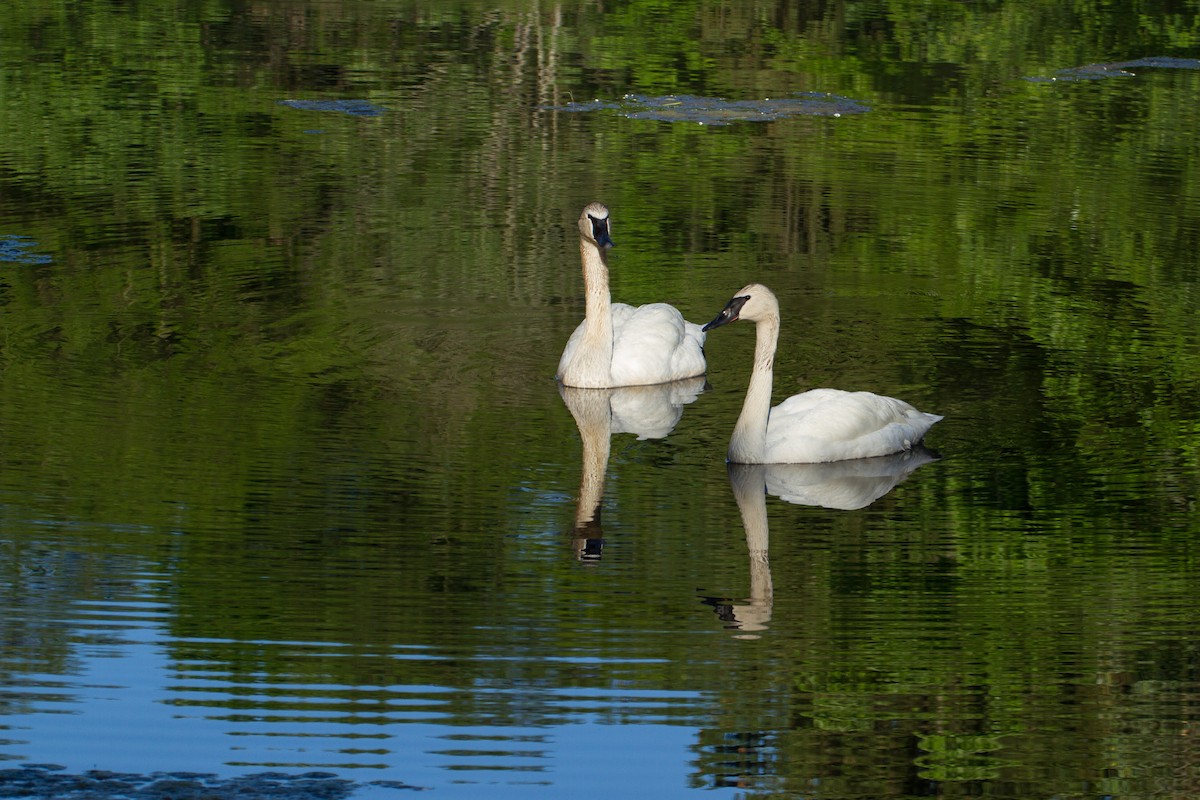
589, 214, 615, 248
702, 295, 750, 332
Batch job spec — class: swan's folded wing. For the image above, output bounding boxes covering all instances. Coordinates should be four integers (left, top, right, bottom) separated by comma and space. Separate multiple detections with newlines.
609, 303, 706, 386
765, 390, 940, 462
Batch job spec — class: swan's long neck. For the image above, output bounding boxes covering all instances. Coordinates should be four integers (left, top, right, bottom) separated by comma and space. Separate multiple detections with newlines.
728, 313, 779, 463
571, 238, 615, 387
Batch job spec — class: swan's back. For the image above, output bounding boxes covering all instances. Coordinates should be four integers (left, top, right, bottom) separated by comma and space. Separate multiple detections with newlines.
607, 302, 706, 387
764, 388, 942, 463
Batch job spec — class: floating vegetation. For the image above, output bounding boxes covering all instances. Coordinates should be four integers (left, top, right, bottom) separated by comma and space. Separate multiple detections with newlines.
0, 764, 426, 798
1025, 56, 1200, 83
278, 99, 386, 117
543, 92, 870, 125
0, 235, 53, 265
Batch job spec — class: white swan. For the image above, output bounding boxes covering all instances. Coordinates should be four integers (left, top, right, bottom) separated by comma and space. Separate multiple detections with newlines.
557, 203, 706, 388
702, 284, 942, 464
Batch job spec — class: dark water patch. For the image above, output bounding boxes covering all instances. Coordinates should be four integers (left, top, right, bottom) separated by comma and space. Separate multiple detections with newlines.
1025, 56, 1200, 83
542, 92, 869, 125
278, 100, 387, 117
0, 236, 52, 265
0, 764, 426, 798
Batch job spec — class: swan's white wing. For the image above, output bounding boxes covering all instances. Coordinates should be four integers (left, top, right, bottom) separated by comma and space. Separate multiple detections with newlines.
609, 302, 707, 386
764, 389, 942, 463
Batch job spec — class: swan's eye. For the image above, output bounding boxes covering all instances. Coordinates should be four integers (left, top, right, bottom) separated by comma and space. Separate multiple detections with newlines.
721, 297, 750, 321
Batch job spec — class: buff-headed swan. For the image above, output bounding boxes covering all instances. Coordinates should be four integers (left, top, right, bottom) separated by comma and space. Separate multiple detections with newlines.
557, 203, 706, 388
702, 284, 942, 464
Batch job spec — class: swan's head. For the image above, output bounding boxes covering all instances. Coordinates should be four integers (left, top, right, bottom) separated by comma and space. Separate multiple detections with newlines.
578, 202, 615, 249
702, 283, 778, 331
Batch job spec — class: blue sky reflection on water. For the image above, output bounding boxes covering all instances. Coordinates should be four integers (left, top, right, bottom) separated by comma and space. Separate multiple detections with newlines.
5, 622, 712, 799
4, 1, 1200, 798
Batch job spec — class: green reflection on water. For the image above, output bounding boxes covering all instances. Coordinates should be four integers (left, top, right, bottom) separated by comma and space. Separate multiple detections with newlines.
2, 1, 1200, 797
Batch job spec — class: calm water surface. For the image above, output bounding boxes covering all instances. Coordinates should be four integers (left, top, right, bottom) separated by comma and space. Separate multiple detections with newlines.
2, 2, 1200, 798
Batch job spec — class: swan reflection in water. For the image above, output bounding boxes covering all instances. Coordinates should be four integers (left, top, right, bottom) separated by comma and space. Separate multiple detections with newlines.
559, 377, 708, 561
705, 447, 940, 637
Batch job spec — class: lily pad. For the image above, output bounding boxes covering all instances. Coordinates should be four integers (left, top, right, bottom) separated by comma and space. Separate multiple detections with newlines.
1025, 56, 1200, 83
278, 99, 386, 117
543, 92, 869, 125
